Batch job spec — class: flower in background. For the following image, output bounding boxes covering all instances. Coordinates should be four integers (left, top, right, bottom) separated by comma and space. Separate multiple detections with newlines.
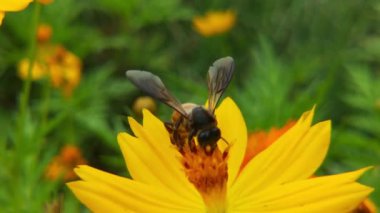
46, 144, 87, 181
48, 45, 81, 97
0, 0, 33, 26
132, 96, 157, 117
18, 58, 47, 80
193, 10, 236, 37
37, 23, 52, 43
241, 120, 296, 169
18, 24, 82, 97
68, 98, 373, 212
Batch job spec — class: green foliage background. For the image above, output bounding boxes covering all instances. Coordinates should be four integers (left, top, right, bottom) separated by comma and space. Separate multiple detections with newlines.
0, 0, 379, 211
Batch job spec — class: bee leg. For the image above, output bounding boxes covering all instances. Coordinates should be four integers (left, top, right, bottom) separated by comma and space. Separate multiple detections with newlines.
164, 122, 173, 132
174, 130, 185, 153
173, 118, 186, 150
165, 119, 186, 153
174, 116, 183, 129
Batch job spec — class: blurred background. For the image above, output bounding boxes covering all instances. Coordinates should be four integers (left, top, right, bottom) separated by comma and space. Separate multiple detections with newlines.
0, 0, 379, 211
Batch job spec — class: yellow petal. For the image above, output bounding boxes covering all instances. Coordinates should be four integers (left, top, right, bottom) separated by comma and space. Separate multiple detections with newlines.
229, 168, 373, 212
215, 97, 247, 187
118, 132, 201, 204
68, 165, 205, 212
118, 110, 202, 203
275, 121, 330, 181
118, 133, 162, 183
0, 0, 33, 11
230, 108, 330, 197
67, 182, 128, 213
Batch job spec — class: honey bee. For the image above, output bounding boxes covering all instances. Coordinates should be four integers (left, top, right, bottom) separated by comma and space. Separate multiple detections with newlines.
126, 57, 235, 154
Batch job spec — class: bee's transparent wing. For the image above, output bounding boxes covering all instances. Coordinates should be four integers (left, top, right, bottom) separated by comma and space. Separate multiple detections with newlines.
126, 70, 188, 117
207, 56, 235, 113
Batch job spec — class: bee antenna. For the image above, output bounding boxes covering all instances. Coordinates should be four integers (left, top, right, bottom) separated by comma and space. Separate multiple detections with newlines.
220, 136, 229, 145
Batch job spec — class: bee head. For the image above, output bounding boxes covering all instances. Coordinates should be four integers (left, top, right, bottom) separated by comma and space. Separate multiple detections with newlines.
197, 127, 221, 151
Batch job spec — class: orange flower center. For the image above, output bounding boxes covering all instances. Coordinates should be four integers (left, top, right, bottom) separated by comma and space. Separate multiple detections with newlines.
166, 109, 229, 210
180, 141, 229, 212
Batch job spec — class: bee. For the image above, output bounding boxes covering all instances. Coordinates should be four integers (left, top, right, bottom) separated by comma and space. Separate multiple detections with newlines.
126, 57, 235, 154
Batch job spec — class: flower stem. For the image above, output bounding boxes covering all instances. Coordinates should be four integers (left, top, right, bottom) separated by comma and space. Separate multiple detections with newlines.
14, 3, 41, 210
18, 2, 41, 142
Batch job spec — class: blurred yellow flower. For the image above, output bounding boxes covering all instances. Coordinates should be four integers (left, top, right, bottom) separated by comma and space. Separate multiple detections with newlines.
0, 0, 33, 25
18, 24, 82, 97
18, 58, 47, 80
193, 10, 236, 37
18, 45, 82, 97
68, 98, 373, 212
133, 96, 157, 116
48, 46, 81, 97
46, 144, 87, 181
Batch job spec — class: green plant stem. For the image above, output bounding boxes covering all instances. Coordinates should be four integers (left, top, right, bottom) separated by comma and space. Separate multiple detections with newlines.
41, 79, 51, 130
35, 76, 52, 149
18, 2, 41, 143
14, 2, 42, 211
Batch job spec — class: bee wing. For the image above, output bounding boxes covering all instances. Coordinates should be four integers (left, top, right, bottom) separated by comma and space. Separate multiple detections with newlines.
126, 70, 188, 118
207, 56, 235, 113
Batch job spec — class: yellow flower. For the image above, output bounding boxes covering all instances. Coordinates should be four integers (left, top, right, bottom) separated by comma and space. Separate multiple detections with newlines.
18, 58, 47, 80
48, 45, 81, 97
46, 144, 87, 181
68, 98, 373, 212
193, 10, 236, 37
132, 96, 157, 117
18, 42, 82, 97
0, 0, 33, 25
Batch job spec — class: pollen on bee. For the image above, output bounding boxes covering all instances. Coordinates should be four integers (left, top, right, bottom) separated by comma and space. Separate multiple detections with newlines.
205, 145, 212, 153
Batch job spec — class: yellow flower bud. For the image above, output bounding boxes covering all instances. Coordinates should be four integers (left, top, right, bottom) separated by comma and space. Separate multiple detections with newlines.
37, 24, 52, 43
132, 96, 157, 116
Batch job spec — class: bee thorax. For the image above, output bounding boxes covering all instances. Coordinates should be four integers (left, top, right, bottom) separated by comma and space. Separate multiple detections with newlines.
190, 106, 216, 129
181, 103, 198, 114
